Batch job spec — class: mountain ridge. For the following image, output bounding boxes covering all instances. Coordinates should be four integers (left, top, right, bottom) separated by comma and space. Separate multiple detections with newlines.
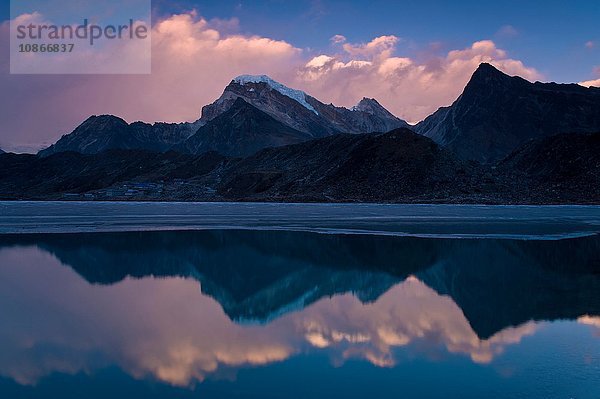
38, 115, 202, 157
3, 128, 598, 204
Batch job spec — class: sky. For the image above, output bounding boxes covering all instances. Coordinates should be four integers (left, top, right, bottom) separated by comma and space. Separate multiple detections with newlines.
1, 0, 599, 152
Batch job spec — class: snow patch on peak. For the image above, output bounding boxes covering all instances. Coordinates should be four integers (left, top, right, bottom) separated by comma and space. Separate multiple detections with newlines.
233, 74, 318, 114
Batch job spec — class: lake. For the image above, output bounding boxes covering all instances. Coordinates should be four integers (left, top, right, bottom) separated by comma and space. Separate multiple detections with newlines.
0, 202, 599, 398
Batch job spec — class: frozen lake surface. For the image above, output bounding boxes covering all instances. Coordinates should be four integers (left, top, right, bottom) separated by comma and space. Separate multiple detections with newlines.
1, 201, 599, 239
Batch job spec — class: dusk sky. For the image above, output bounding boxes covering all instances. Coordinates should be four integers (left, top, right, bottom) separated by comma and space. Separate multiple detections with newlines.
1, 0, 599, 152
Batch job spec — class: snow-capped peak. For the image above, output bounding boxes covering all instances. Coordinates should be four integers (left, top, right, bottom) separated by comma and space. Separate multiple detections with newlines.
233, 75, 318, 114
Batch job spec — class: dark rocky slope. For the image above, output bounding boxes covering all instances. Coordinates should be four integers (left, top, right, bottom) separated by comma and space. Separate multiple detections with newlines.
178, 98, 312, 157
498, 132, 600, 203
217, 128, 495, 202
1, 129, 598, 204
416, 63, 600, 163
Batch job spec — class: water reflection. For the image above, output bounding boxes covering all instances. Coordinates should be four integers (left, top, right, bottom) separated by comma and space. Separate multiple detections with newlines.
0, 230, 598, 390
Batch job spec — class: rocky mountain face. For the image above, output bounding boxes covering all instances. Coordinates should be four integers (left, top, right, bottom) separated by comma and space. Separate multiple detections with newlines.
38, 115, 202, 157
0, 148, 4, 154
25, 64, 600, 165
217, 128, 491, 202
201, 75, 408, 137
3, 128, 598, 204
416, 63, 600, 163
314, 97, 410, 135
497, 131, 600, 203
178, 98, 312, 157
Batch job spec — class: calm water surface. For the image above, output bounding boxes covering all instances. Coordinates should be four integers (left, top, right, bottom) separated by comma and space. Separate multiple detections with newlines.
0, 203, 599, 398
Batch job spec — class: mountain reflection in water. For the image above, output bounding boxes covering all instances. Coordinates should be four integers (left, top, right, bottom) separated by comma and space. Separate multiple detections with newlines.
0, 230, 598, 395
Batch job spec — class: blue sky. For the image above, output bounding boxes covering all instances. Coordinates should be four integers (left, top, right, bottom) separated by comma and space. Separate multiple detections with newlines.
1, 0, 598, 81
150, 0, 599, 82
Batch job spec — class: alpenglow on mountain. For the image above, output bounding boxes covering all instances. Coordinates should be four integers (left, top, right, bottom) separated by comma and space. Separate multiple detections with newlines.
200, 74, 409, 137
233, 75, 320, 114
38, 75, 407, 158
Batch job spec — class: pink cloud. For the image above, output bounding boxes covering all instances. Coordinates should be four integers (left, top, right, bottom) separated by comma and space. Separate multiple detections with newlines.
579, 79, 600, 88
342, 35, 400, 58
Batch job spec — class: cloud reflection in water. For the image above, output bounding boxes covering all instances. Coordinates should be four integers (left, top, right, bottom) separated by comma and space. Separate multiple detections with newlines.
0, 246, 540, 387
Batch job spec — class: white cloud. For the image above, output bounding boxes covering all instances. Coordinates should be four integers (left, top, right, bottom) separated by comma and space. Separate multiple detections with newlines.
330, 34, 346, 44
579, 66, 600, 87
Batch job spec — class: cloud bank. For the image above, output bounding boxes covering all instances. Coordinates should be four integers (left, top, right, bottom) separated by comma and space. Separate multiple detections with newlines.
1, 11, 543, 151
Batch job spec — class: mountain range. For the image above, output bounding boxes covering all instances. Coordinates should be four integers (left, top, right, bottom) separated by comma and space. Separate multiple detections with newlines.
33, 64, 600, 163
1, 63, 599, 203
39, 74, 408, 158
